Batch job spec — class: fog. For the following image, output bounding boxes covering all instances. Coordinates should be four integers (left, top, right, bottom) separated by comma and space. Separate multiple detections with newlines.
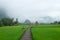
0, 0, 60, 23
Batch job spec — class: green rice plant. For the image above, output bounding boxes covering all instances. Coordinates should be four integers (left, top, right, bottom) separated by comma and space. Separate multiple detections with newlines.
0, 25, 28, 40
31, 25, 60, 40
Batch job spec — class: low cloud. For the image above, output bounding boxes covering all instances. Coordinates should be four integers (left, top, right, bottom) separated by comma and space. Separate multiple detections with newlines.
0, 0, 60, 22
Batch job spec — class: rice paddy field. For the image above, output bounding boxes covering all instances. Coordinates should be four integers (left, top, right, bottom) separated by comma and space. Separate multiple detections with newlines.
31, 24, 60, 40
0, 25, 28, 40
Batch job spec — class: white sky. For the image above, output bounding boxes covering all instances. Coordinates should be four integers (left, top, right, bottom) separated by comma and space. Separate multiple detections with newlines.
0, 0, 60, 22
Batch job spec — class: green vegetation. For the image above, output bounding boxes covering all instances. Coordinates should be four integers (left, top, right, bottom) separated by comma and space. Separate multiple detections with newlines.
31, 25, 60, 40
0, 20, 3, 27
0, 18, 19, 26
0, 25, 28, 40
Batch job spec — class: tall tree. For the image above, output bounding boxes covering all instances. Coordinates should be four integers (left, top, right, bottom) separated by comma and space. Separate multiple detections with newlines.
14, 18, 18, 24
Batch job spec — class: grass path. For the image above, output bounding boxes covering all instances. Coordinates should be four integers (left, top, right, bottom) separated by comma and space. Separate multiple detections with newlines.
21, 27, 32, 40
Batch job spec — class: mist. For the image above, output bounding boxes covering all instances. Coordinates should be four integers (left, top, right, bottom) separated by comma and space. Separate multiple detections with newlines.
0, 7, 8, 19
0, 0, 60, 23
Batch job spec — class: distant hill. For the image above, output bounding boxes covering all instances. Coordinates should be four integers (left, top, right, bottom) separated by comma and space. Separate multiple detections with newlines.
39, 16, 55, 23
24, 19, 31, 24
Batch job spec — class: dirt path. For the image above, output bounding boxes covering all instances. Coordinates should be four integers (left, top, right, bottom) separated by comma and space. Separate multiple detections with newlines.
21, 27, 32, 40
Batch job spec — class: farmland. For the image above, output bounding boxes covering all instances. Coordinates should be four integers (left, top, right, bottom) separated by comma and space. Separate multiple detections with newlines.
31, 24, 60, 40
0, 25, 28, 40
0, 24, 60, 40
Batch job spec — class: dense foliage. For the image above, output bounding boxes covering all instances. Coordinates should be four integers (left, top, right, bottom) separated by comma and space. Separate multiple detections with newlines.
0, 18, 19, 27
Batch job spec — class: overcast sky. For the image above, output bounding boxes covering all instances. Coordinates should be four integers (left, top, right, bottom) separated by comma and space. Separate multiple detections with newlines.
0, 0, 60, 22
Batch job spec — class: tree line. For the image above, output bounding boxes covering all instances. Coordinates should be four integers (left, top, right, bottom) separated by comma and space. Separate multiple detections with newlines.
52, 21, 60, 24
0, 18, 19, 27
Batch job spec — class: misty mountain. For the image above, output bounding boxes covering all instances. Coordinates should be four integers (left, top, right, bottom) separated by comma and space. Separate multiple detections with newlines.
24, 19, 31, 24
39, 16, 55, 23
